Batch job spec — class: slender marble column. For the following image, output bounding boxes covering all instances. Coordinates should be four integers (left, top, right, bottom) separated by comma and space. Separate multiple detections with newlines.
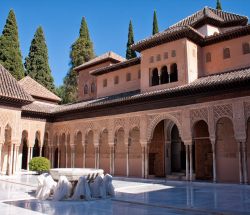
51, 147, 54, 168
238, 142, 243, 184
39, 146, 42, 157
65, 144, 68, 168
27, 147, 31, 170
110, 145, 114, 175
7, 144, 14, 175
189, 144, 193, 181
126, 145, 129, 177
83, 145, 86, 168
141, 146, 145, 178
211, 140, 217, 183
185, 145, 189, 181
58, 148, 60, 168
15, 146, 19, 173
12, 144, 17, 174
71, 145, 75, 168
95, 146, 100, 169
30, 147, 33, 160
0, 144, 3, 173
144, 144, 148, 179
242, 141, 248, 184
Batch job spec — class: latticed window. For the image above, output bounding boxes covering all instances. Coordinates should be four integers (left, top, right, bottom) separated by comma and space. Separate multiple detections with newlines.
206, 52, 211, 63
164, 52, 168, 59
151, 68, 159, 86
242, 42, 250, 55
114, 76, 119, 85
84, 84, 88, 94
223, 48, 230, 59
91, 83, 95, 93
171, 50, 176, 57
170, 63, 178, 83
103, 79, 107, 87
150, 56, 154, 63
156, 54, 161, 61
126, 73, 131, 81
160, 66, 169, 84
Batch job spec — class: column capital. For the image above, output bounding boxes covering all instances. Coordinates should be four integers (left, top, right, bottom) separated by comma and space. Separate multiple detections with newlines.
140, 140, 148, 147
108, 142, 115, 147
183, 140, 192, 145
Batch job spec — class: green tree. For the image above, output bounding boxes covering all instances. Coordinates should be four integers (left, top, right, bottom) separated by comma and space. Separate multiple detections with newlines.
25, 27, 55, 92
152, 10, 159, 35
0, 10, 24, 80
62, 17, 95, 103
126, 20, 137, 60
216, 0, 222, 10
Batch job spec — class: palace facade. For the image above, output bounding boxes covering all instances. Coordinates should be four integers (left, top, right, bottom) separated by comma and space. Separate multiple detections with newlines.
1, 7, 250, 184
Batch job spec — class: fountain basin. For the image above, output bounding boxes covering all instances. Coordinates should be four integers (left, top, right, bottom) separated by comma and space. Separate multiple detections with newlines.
50, 168, 104, 181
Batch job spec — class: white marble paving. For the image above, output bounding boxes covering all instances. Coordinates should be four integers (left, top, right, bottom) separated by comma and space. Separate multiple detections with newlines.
0, 173, 250, 215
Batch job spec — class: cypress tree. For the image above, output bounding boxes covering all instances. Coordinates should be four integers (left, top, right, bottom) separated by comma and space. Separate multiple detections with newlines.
126, 20, 137, 60
62, 17, 95, 103
25, 27, 55, 92
0, 10, 24, 80
216, 0, 222, 10
152, 10, 159, 35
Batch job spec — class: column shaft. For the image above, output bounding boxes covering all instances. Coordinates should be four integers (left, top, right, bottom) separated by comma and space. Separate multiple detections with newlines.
185, 145, 189, 181
242, 142, 248, 184
126, 145, 129, 177
211, 141, 217, 183
238, 142, 243, 184
189, 144, 193, 181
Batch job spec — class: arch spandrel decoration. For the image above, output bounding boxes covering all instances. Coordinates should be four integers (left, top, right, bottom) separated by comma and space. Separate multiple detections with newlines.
190, 108, 208, 126
213, 104, 233, 124
147, 112, 182, 142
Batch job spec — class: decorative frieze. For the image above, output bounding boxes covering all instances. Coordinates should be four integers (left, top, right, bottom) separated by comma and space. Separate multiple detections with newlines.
190, 108, 208, 125
213, 104, 233, 123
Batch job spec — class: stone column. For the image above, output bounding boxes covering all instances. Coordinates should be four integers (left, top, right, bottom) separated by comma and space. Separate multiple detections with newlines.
71, 145, 75, 168
30, 147, 34, 160
141, 145, 145, 178
0, 143, 3, 173
141, 143, 148, 179
58, 148, 60, 168
65, 144, 68, 168
109, 144, 114, 175
189, 144, 193, 181
242, 141, 248, 184
237, 141, 243, 184
126, 144, 129, 177
7, 144, 14, 175
15, 145, 19, 173
211, 139, 217, 183
27, 146, 31, 170
39, 146, 42, 157
12, 144, 17, 174
83, 144, 86, 168
185, 144, 189, 181
51, 147, 54, 168
95, 145, 100, 169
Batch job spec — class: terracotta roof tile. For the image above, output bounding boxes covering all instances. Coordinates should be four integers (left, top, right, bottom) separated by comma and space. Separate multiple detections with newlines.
19, 76, 61, 102
90, 57, 141, 76
0, 64, 33, 104
22, 101, 58, 114
74, 51, 126, 71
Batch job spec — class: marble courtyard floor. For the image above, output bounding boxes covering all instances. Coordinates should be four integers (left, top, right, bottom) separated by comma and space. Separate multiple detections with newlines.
0, 173, 249, 215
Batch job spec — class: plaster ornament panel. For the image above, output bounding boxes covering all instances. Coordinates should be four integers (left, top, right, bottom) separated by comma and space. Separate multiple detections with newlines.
213, 104, 233, 123
128, 116, 140, 129
244, 102, 250, 120
114, 118, 126, 130
190, 108, 208, 125
147, 112, 182, 142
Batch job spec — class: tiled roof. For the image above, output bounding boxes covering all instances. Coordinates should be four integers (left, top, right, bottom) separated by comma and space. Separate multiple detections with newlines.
171, 7, 248, 28
132, 7, 249, 52
74, 51, 126, 71
22, 101, 57, 114
90, 57, 141, 76
0, 64, 33, 104
19, 76, 61, 102
132, 24, 250, 52
48, 67, 250, 114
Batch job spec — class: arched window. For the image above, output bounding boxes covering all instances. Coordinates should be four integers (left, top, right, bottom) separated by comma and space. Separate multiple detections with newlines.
91, 83, 95, 93
170, 63, 178, 83
242, 42, 250, 55
151, 68, 159, 86
223, 48, 230, 59
206, 52, 211, 63
160, 66, 169, 84
103, 79, 107, 87
84, 84, 88, 94
114, 76, 119, 85
126, 73, 131, 82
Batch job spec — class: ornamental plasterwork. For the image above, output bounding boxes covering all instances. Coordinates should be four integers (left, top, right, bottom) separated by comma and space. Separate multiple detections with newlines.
244, 102, 250, 119
190, 108, 208, 125
114, 118, 126, 130
169, 112, 182, 125
213, 104, 233, 123
128, 116, 140, 130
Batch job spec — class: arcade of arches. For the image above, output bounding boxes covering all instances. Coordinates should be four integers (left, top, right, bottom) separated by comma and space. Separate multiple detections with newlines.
1, 100, 250, 185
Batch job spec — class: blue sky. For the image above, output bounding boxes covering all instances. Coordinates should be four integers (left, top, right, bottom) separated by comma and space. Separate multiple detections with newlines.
0, 0, 249, 86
